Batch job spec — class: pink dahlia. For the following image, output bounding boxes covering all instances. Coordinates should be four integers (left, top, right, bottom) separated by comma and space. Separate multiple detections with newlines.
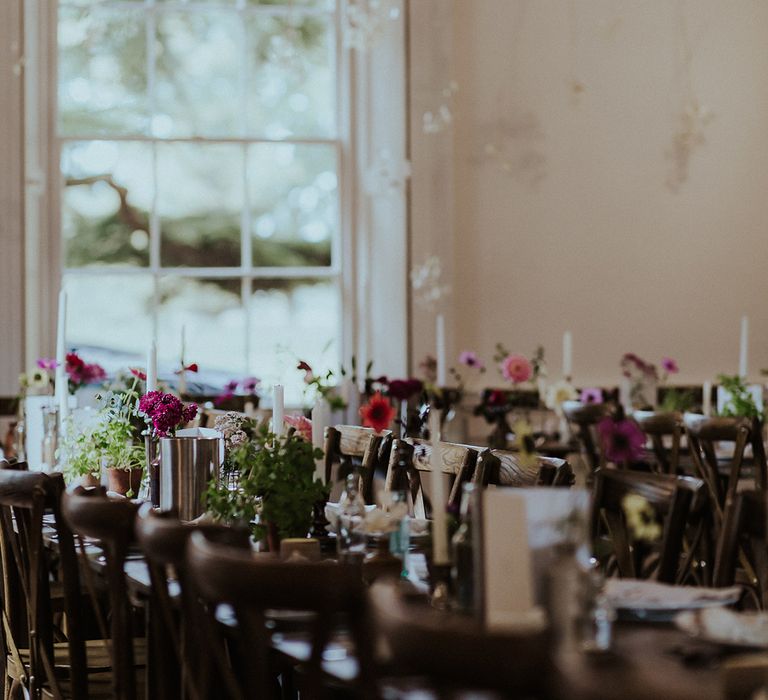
500, 354, 533, 384
284, 414, 313, 441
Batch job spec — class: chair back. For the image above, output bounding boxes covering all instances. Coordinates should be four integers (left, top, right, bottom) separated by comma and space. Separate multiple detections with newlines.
135, 507, 250, 700
713, 490, 768, 606
634, 410, 683, 475
186, 532, 375, 700
562, 401, 610, 474
683, 414, 751, 516
384, 438, 478, 518
61, 487, 140, 700
324, 425, 392, 503
473, 449, 574, 489
0, 469, 88, 699
591, 469, 704, 583
369, 579, 552, 696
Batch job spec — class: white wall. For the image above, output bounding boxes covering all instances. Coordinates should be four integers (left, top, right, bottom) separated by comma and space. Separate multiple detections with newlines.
0, 0, 25, 395
410, 0, 768, 388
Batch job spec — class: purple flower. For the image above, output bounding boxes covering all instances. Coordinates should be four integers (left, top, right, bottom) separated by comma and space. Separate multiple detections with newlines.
580, 387, 603, 404
597, 416, 646, 464
458, 351, 484, 370
36, 358, 59, 371
661, 357, 679, 374
139, 390, 197, 437
241, 376, 261, 393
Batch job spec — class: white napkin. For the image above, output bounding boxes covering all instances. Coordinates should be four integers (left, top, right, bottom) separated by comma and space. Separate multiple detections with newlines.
605, 579, 742, 611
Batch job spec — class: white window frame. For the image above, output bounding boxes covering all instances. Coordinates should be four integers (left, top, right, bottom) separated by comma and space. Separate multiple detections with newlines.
20, 0, 409, 390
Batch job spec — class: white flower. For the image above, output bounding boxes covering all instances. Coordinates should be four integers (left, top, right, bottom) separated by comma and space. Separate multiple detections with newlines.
545, 380, 578, 414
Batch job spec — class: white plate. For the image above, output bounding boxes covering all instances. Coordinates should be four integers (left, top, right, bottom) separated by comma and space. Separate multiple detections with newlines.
675, 607, 768, 648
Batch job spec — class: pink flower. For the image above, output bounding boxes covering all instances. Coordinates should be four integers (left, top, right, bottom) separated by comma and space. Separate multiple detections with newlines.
661, 357, 679, 374
580, 387, 603, 404
459, 351, 484, 370
139, 390, 198, 437
242, 376, 260, 393
500, 354, 533, 384
597, 416, 646, 464
130, 368, 147, 381
36, 358, 59, 371
284, 414, 313, 441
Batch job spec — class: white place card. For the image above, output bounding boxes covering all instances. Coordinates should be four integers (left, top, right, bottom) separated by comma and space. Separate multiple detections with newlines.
481, 489, 535, 631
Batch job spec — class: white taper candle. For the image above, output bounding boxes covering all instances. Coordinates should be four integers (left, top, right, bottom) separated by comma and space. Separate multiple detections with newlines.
739, 315, 749, 379
55, 290, 69, 426
436, 313, 447, 386
562, 330, 573, 379
311, 398, 328, 482
429, 410, 449, 565
146, 340, 157, 392
272, 384, 284, 437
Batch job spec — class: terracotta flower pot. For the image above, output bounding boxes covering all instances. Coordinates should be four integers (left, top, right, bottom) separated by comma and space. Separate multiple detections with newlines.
107, 467, 143, 498
79, 473, 100, 488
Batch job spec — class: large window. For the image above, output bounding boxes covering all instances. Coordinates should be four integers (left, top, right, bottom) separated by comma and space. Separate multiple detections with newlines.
57, 0, 343, 401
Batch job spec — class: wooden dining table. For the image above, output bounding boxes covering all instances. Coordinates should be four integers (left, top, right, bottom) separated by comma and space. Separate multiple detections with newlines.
40, 514, 760, 700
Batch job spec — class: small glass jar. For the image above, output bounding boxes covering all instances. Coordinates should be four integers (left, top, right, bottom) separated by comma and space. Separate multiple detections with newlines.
41, 406, 59, 472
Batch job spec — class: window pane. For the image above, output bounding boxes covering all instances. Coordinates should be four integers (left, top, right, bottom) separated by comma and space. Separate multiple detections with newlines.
249, 278, 340, 404
158, 143, 244, 268
154, 11, 242, 138
58, 6, 147, 136
248, 144, 337, 267
62, 141, 152, 268
157, 277, 247, 377
246, 13, 335, 138
63, 273, 154, 370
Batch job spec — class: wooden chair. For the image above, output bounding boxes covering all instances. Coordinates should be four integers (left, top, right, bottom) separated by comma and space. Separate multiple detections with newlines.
634, 410, 683, 475
186, 531, 376, 700
324, 425, 392, 504
472, 449, 574, 489
61, 487, 145, 700
383, 438, 478, 518
0, 470, 131, 699
134, 507, 251, 700
683, 414, 753, 520
369, 579, 552, 697
713, 490, 768, 607
591, 469, 705, 583
562, 400, 610, 475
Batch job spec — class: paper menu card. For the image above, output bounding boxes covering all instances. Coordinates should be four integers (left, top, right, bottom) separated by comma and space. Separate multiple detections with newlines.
481, 489, 535, 631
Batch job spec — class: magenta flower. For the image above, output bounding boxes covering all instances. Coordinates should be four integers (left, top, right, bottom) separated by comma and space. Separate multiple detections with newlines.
284, 414, 313, 441
139, 390, 198, 438
580, 387, 603, 404
459, 351, 484, 370
36, 358, 59, 371
597, 416, 646, 464
661, 357, 679, 374
500, 354, 533, 384
241, 376, 261, 393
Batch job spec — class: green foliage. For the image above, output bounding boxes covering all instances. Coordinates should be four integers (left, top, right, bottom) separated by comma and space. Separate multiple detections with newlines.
659, 388, 695, 413
205, 423, 328, 541
717, 374, 763, 419
59, 377, 146, 491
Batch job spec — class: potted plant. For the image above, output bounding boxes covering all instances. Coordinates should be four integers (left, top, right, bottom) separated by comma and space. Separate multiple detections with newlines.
205, 422, 328, 550
59, 374, 147, 496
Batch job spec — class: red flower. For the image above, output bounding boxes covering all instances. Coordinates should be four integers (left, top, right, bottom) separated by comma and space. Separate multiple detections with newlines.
387, 378, 423, 401
130, 368, 147, 381
487, 390, 508, 407
597, 416, 646, 464
359, 392, 396, 433
297, 360, 313, 373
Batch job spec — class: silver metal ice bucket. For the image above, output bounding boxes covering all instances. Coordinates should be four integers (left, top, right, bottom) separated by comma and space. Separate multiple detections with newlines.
159, 429, 224, 521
